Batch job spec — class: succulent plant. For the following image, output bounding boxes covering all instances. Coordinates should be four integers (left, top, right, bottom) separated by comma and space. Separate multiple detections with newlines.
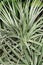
0, 0, 43, 65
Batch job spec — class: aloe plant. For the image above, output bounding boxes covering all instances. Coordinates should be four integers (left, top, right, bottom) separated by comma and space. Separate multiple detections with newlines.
0, 0, 43, 65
